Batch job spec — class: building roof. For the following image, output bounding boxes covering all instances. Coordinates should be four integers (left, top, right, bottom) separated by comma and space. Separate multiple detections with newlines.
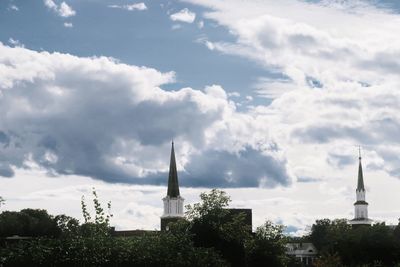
167, 141, 180, 197
286, 242, 318, 256
357, 156, 365, 191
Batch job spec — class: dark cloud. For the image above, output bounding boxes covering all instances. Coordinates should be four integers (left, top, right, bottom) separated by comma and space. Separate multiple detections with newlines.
180, 147, 292, 188
0, 131, 10, 147
0, 163, 14, 178
358, 52, 400, 74
291, 117, 400, 179
0, 95, 222, 183
327, 153, 355, 169
106, 146, 293, 188
389, 168, 400, 178
292, 124, 376, 145
0, 44, 291, 188
292, 126, 347, 143
306, 76, 323, 88
297, 176, 321, 183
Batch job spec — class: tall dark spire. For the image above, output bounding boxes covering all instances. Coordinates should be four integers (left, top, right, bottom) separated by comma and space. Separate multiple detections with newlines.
167, 141, 180, 197
357, 148, 365, 191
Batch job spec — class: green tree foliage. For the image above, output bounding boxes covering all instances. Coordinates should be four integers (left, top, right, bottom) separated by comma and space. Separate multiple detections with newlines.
0, 231, 227, 267
0, 196, 5, 207
310, 218, 351, 253
313, 252, 342, 267
0, 189, 289, 266
0, 188, 228, 266
185, 189, 250, 267
186, 189, 231, 221
54, 214, 80, 238
185, 189, 288, 267
0, 209, 59, 237
309, 219, 400, 266
79, 188, 113, 238
245, 221, 288, 267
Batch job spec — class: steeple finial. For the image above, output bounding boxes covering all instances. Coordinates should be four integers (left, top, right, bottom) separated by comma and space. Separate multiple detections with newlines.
167, 141, 180, 197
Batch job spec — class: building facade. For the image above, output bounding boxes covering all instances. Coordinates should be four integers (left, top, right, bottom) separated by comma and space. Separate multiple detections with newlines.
286, 242, 318, 266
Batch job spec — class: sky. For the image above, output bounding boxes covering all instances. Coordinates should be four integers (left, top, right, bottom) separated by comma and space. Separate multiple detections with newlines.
1, 0, 400, 234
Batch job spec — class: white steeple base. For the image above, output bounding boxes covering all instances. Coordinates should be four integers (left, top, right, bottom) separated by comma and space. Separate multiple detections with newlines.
161, 196, 184, 231
349, 218, 373, 226
161, 196, 184, 218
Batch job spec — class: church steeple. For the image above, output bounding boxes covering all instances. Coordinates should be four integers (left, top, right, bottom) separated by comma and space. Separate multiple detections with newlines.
357, 152, 365, 191
161, 141, 184, 231
349, 147, 372, 226
167, 141, 180, 197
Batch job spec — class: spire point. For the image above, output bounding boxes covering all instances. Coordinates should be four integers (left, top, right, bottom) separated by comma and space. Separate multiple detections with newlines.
167, 141, 180, 197
356, 148, 365, 191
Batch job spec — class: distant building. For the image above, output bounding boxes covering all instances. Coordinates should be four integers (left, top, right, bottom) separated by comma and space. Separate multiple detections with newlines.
286, 242, 317, 266
160, 142, 185, 231
349, 150, 372, 226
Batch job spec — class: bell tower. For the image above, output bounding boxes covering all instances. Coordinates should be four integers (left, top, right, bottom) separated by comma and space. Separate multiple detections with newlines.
161, 141, 184, 230
349, 148, 372, 226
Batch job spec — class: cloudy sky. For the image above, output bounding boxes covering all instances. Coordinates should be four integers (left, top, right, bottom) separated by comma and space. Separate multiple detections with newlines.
1, 0, 400, 234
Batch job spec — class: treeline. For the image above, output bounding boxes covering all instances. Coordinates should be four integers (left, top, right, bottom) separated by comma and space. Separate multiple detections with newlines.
0, 189, 289, 267
1, 190, 400, 267
308, 218, 400, 267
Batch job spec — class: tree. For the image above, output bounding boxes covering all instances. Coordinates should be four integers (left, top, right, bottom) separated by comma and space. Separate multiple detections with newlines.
0, 192, 228, 267
186, 189, 231, 221
54, 214, 80, 238
0, 209, 59, 237
185, 189, 250, 267
313, 252, 342, 267
0, 196, 5, 208
80, 188, 113, 238
309, 218, 350, 254
245, 220, 288, 267
309, 219, 400, 266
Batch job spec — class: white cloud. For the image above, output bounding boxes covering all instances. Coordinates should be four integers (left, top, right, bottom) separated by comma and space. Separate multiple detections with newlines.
184, 0, 400, 88
245, 95, 253, 102
183, 0, 400, 173
170, 8, 196, 23
176, 0, 400, 228
44, 0, 76, 18
197, 20, 204, 29
44, 0, 57, 10
108, 3, 147, 11
0, 43, 291, 188
8, 38, 23, 47
227, 92, 240, 98
196, 37, 215, 50
171, 24, 182, 30
8, 4, 19, 11
63, 22, 73, 28
58, 2, 76, 17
